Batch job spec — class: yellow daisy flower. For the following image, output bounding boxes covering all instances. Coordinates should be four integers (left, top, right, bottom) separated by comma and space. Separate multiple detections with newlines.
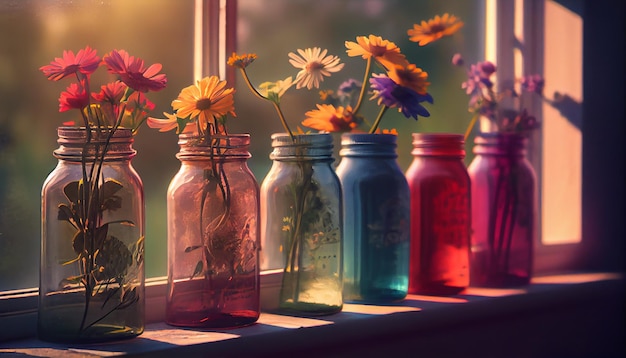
388, 64, 430, 95
345, 35, 409, 69
408, 13, 464, 46
302, 104, 357, 132
172, 76, 236, 130
288, 47, 344, 90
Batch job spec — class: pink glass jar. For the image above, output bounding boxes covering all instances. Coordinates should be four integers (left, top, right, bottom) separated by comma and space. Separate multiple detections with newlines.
405, 133, 470, 295
166, 134, 260, 328
468, 132, 537, 287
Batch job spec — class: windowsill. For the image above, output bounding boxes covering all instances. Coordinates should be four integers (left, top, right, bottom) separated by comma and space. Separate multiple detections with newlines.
1, 272, 624, 357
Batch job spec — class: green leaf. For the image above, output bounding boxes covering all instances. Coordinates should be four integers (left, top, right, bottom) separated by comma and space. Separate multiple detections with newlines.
63, 180, 81, 204
57, 204, 74, 222
101, 219, 135, 230
72, 230, 85, 255
101, 179, 123, 199
184, 245, 203, 253
94, 224, 109, 249
191, 261, 203, 279
100, 180, 124, 211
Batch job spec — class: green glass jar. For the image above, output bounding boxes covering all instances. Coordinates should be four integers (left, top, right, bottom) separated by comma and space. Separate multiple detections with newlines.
260, 133, 343, 315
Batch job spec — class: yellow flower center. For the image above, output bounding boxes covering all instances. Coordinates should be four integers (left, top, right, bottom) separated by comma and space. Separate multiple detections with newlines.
196, 98, 212, 111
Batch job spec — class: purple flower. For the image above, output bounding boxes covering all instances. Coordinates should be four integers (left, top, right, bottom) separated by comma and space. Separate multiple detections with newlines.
370, 74, 433, 120
338, 78, 362, 96
478, 61, 496, 76
452, 53, 464, 66
520, 74, 544, 95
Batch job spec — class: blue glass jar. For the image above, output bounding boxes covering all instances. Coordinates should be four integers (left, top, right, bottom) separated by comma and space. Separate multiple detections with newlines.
336, 133, 410, 302
260, 133, 343, 315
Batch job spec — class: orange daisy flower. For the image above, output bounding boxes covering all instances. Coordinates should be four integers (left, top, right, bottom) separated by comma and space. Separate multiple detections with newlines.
387, 64, 430, 95
345, 35, 409, 70
227, 53, 258, 69
172, 76, 236, 131
302, 104, 358, 132
408, 13, 464, 46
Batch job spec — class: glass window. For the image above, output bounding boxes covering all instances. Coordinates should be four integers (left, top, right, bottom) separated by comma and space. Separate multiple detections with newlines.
0, 0, 590, 295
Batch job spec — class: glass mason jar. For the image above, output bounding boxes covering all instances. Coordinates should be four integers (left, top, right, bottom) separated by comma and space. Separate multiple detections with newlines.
405, 133, 471, 295
260, 133, 343, 315
336, 133, 410, 303
39, 127, 145, 343
166, 134, 260, 328
467, 132, 537, 287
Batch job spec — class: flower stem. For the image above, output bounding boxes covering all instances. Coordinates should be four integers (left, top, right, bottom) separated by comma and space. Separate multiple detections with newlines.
464, 112, 479, 141
368, 105, 389, 134
239, 68, 294, 141
352, 57, 372, 117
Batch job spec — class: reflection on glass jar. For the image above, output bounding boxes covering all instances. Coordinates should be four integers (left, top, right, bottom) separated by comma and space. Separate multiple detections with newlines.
166, 134, 260, 328
260, 133, 343, 315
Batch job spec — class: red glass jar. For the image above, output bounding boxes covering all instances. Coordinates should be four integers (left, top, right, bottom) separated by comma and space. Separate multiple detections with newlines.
467, 132, 536, 287
405, 133, 470, 295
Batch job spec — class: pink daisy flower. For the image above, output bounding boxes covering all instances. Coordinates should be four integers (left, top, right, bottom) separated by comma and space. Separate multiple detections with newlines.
103, 49, 167, 92
40, 46, 100, 81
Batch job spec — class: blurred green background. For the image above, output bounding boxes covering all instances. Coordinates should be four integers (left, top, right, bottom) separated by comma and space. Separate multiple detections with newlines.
0, 0, 483, 290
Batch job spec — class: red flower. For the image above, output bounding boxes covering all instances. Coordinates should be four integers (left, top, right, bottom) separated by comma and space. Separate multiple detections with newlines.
103, 50, 167, 92
92, 81, 127, 104
40, 46, 100, 81
59, 82, 89, 112
92, 81, 128, 121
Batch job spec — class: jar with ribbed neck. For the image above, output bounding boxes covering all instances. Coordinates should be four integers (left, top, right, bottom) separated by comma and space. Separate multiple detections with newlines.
39, 127, 145, 343
336, 133, 409, 303
468, 132, 536, 287
166, 133, 260, 328
405, 133, 470, 295
260, 133, 343, 315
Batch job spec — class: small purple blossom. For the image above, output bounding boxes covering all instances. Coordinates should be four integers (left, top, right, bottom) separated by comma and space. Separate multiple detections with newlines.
520, 74, 544, 95
370, 74, 433, 120
452, 53, 464, 66
338, 78, 362, 96
478, 61, 496, 76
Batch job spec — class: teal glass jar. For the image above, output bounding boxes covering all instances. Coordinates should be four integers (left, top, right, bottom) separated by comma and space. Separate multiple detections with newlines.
260, 133, 343, 315
336, 133, 410, 302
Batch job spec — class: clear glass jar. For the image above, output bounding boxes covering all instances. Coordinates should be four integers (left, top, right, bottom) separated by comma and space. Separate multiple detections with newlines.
336, 133, 410, 302
260, 133, 343, 315
166, 134, 260, 328
39, 127, 145, 343
405, 133, 471, 295
468, 132, 537, 287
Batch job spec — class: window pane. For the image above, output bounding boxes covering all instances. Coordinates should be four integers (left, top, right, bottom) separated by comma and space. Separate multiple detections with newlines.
0, 0, 195, 290
541, 0, 582, 244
